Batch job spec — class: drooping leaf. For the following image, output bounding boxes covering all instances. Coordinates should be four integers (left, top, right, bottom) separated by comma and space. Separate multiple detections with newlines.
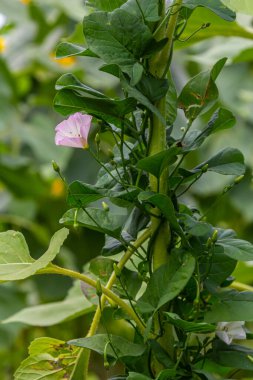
183, 0, 235, 21
195, 147, 245, 175
0, 228, 69, 282
14, 337, 79, 380
137, 251, 195, 313
55, 73, 107, 98
164, 312, 215, 333
178, 58, 227, 121
216, 235, 253, 261
3, 281, 94, 326
205, 290, 253, 323
54, 89, 137, 127
56, 42, 98, 58
68, 334, 146, 359
60, 207, 127, 237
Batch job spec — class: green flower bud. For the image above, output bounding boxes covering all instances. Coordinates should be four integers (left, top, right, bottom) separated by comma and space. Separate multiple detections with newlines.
52, 160, 60, 173
201, 164, 209, 173
212, 229, 218, 243
96, 280, 103, 297
102, 201, 110, 212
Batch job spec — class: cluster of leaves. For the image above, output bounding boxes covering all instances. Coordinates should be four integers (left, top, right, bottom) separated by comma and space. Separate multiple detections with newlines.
1, 0, 253, 379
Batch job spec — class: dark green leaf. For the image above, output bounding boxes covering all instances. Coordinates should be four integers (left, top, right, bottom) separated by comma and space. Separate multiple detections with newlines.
56, 42, 98, 58
136, 76, 169, 103
68, 334, 146, 358
183, 0, 236, 21
101, 232, 133, 256
166, 74, 178, 125
178, 58, 227, 121
137, 148, 181, 179
86, 0, 126, 11
83, 10, 153, 79
205, 290, 253, 322
164, 312, 215, 333
127, 373, 152, 380
60, 207, 127, 237
209, 340, 253, 370
54, 89, 137, 127
195, 147, 245, 175
137, 251, 195, 313
216, 236, 253, 261
121, 0, 159, 22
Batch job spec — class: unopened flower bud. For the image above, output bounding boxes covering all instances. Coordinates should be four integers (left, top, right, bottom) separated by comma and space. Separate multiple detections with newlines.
96, 280, 102, 297
211, 229, 218, 243
102, 201, 110, 212
201, 164, 209, 173
52, 160, 60, 173
206, 237, 212, 249
95, 133, 100, 145
234, 175, 244, 185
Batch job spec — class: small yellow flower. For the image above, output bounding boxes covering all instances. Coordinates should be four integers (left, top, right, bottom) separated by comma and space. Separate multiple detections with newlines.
50, 178, 65, 198
0, 36, 6, 53
50, 53, 76, 67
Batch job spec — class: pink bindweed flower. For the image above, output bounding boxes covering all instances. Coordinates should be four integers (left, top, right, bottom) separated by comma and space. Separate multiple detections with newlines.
55, 112, 92, 149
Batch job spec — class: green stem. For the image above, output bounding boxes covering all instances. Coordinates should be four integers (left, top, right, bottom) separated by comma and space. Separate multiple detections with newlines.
66, 227, 151, 379
38, 264, 145, 333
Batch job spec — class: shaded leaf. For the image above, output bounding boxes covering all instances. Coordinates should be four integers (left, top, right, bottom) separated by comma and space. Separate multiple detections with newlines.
68, 334, 146, 359
183, 0, 235, 21
56, 42, 98, 58
164, 312, 215, 333
209, 340, 253, 370
121, 0, 159, 22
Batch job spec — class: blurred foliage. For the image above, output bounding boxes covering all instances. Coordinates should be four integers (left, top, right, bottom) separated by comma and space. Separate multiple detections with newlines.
0, 0, 253, 379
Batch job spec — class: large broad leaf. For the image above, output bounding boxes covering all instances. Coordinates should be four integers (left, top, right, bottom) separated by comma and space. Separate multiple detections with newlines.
121, 0, 159, 22
164, 312, 215, 333
178, 58, 227, 121
183, 0, 235, 21
205, 290, 253, 323
14, 337, 79, 380
196, 147, 245, 175
68, 334, 146, 359
216, 236, 253, 261
85, 0, 126, 11
221, 0, 253, 16
60, 207, 127, 237
127, 374, 152, 380
3, 281, 94, 326
54, 89, 137, 127
83, 9, 153, 79
209, 340, 253, 371
0, 228, 69, 282
175, 7, 253, 49
137, 251, 195, 313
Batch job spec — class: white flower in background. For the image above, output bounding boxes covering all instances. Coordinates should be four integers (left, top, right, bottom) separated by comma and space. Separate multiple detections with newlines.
216, 321, 246, 345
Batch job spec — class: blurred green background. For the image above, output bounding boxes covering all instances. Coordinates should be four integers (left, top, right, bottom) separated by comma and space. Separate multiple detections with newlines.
0, 1, 253, 379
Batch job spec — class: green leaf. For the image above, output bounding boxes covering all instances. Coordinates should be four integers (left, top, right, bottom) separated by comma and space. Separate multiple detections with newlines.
121, 0, 159, 22
196, 147, 245, 175
55, 73, 107, 98
0, 228, 69, 282
175, 7, 253, 49
221, 0, 253, 16
166, 74, 178, 125
164, 312, 215, 333
68, 334, 146, 359
56, 42, 98, 58
14, 337, 79, 380
60, 207, 127, 237
85, 0, 126, 11
209, 340, 253, 370
184, 108, 235, 150
54, 89, 137, 127
205, 290, 253, 322
137, 251, 195, 313
136, 76, 169, 103
83, 10, 153, 79
3, 281, 94, 326
183, 0, 236, 21
137, 148, 181, 179
178, 58, 227, 121
216, 235, 253, 261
